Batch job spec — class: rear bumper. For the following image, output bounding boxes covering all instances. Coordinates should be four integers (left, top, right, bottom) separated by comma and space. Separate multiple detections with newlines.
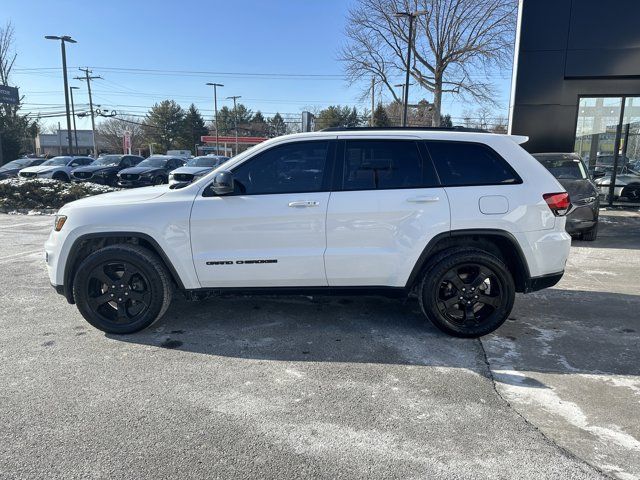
525, 271, 564, 293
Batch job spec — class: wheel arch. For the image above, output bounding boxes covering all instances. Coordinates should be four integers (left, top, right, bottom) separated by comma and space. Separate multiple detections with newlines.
405, 229, 531, 293
62, 232, 185, 304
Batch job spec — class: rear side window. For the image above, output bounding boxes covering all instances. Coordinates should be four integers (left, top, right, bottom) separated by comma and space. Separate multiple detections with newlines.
426, 141, 521, 186
341, 140, 438, 190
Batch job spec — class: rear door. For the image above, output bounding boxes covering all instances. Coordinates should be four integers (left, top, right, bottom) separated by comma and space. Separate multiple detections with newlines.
190, 139, 335, 288
325, 138, 450, 287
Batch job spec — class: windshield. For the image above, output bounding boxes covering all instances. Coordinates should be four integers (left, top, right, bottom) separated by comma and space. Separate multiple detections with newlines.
186, 157, 223, 167
0, 159, 31, 170
41, 157, 71, 166
536, 156, 587, 180
92, 155, 121, 166
137, 157, 168, 168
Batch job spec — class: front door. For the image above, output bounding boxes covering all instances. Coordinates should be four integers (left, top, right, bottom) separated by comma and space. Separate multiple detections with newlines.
190, 139, 334, 288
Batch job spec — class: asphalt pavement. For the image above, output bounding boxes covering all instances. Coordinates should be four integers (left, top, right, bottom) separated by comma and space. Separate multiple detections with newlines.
0, 210, 637, 479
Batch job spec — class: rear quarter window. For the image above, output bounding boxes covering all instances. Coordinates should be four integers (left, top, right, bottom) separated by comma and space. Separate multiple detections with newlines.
425, 141, 521, 187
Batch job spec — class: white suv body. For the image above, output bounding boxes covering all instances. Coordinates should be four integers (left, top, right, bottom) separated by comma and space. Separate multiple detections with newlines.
45, 129, 571, 337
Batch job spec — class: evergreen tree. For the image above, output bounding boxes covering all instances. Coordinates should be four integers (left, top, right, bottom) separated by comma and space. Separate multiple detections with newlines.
372, 103, 391, 127
180, 104, 207, 151
249, 111, 269, 136
143, 100, 185, 152
315, 105, 362, 130
268, 113, 286, 137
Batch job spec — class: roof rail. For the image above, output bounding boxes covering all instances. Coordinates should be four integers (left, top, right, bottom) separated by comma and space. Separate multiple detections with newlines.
320, 126, 490, 133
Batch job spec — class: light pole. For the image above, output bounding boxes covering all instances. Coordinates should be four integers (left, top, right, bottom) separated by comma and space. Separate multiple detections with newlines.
394, 11, 427, 127
227, 95, 241, 156
206, 82, 224, 155
45, 35, 76, 154
69, 86, 80, 154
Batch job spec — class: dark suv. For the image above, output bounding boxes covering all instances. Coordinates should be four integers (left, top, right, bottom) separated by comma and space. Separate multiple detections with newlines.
117, 155, 185, 188
71, 154, 144, 186
533, 153, 600, 241
0, 158, 46, 180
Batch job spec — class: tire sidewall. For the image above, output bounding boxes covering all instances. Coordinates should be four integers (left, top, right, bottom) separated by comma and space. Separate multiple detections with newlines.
420, 251, 515, 338
73, 247, 168, 334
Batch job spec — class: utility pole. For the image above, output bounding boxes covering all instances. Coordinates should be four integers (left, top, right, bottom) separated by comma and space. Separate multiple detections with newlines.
227, 95, 241, 156
45, 35, 76, 154
370, 76, 375, 127
75, 68, 101, 156
69, 86, 79, 154
394, 10, 427, 127
206, 82, 224, 155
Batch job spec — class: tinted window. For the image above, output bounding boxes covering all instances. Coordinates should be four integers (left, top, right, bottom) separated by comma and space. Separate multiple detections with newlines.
232, 141, 329, 195
535, 155, 587, 180
342, 140, 433, 190
426, 141, 521, 186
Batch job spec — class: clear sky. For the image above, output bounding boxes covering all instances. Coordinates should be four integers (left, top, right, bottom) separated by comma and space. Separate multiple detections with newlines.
4, 0, 513, 130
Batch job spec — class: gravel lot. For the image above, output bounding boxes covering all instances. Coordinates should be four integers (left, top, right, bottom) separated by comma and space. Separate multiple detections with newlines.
0, 210, 637, 479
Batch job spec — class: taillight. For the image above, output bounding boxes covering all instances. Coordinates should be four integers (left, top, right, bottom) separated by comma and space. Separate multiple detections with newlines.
543, 192, 571, 216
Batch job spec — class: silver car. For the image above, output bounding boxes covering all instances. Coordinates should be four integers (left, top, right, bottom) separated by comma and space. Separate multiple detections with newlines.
168, 155, 229, 188
19, 156, 94, 182
595, 165, 640, 202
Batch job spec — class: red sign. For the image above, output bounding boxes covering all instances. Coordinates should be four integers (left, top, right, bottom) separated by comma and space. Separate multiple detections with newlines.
201, 135, 267, 144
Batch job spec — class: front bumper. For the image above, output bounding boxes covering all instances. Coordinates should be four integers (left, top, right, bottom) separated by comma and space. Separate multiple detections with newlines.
117, 178, 153, 188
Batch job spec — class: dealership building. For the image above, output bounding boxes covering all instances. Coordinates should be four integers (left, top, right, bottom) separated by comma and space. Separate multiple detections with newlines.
509, 0, 640, 173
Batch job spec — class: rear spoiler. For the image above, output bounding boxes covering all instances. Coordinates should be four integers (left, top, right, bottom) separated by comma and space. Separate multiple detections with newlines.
509, 135, 529, 145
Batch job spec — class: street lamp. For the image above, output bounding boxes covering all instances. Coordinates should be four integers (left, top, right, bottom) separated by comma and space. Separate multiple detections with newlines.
393, 11, 427, 127
226, 95, 241, 156
45, 35, 76, 154
206, 82, 224, 155
69, 86, 80, 154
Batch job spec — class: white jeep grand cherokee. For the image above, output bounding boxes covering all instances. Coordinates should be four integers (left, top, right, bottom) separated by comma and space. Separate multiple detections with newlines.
45, 128, 571, 338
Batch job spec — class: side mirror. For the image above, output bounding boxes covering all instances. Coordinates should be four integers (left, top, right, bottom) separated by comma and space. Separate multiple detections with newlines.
592, 170, 605, 179
210, 170, 234, 195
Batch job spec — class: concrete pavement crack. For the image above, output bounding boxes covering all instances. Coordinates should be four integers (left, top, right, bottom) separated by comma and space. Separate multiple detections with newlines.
477, 337, 612, 479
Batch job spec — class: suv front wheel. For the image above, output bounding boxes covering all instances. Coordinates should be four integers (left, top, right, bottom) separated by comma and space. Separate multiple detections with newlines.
419, 249, 515, 338
72, 244, 173, 334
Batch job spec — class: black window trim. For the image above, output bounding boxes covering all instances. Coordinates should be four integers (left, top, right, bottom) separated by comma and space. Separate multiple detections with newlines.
422, 139, 523, 188
204, 139, 337, 197
332, 138, 441, 192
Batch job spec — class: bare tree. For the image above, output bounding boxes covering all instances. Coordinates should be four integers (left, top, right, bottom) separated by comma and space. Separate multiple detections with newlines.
96, 116, 144, 154
0, 21, 16, 87
340, 0, 517, 126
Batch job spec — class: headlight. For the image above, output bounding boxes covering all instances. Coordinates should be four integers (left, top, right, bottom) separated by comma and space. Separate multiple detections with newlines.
54, 215, 67, 231
169, 173, 175, 179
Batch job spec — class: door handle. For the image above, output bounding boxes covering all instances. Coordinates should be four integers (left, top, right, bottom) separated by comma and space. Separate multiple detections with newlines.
406, 196, 440, 203
288, 200, 320, 208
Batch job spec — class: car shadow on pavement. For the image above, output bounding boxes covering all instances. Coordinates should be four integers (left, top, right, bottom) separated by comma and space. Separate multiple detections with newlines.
575, 210, 640, 250
107, 288, 639, 381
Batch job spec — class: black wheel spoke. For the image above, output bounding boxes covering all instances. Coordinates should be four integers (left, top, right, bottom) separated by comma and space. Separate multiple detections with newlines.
128, 290, 149, 305
443, 271, 465, 291
463, 303, 476, 325
120, 264, 134, 284
470, 267, 491, 290
441, 296, 460, 310
93, 269, 114, 287
477, 294, 500, 307
89, 292, 112, 308
116, 302, 129, 320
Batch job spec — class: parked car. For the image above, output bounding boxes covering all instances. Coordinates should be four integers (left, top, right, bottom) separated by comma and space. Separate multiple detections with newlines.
532, 153, 600, 240
72, 154, 144, 186
594, 164, 640, 202
116, 155, 185, 188
168, 155, 230, 188
0, 158, 46, 180
19, 156, 94, 181
46, 128, 571, 338
166, 150, 192, 159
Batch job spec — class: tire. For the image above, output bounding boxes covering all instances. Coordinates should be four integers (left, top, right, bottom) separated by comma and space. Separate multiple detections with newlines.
580, 224, 598, 241
621, 184, 640, 202
52, 172, 69, 182
72, 244, 173, 334
153, 176, 166, 185
418, 248, 515, 338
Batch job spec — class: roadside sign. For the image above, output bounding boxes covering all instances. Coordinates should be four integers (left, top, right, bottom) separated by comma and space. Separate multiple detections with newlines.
0, 85, 19, 105
123, 130, 132, 154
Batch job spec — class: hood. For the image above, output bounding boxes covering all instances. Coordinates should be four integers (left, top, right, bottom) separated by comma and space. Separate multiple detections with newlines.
61, 186, 170, 211
119, 166, 164, 175
20, 165, 58, 174
0, 167, 20, 175
170, 166, 213, 175
556, 178, 598, 199
73, 165, 117, 174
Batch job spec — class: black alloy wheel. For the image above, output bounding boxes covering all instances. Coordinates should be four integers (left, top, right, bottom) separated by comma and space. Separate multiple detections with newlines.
73, 245, 172, 334
419, 249, 515, 337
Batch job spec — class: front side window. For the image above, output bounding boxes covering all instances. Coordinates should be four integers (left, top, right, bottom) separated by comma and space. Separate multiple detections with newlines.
342, 140, 432, 190
426, 141, 521, 186
232, 141, 329, 195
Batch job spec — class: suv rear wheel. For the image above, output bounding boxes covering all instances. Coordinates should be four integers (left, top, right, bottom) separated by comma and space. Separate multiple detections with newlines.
72, 244, 173, 334
419, 249, 515, 338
